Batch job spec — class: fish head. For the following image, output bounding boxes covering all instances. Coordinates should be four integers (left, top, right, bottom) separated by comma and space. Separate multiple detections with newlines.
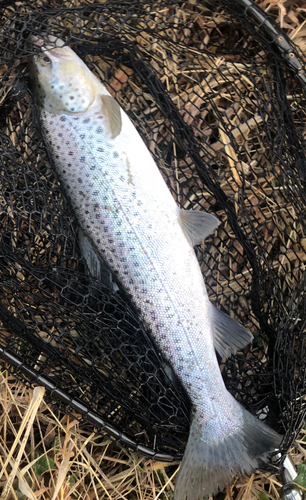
29, 35, 100, 114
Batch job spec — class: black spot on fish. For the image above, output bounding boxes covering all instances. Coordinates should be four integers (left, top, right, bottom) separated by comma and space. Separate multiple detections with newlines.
78, 178, 82, 183
66, 141, 70, 146
71, 108, 75, 111
95, 214, 101, 219
51, 85, 54, 89
60, 116, 66, 122
58, 133, 62, 137
113, 151, 119, 158
80, 134, 85, 139
55, 155, 59, 159
57, 146, 60, 150
96, 126, 103, 133
83, 118, 90, 124
70, 96, 74, 100
97, 147, 104, 153
68, 152, 73, 156
67, 163, 71, 167
80, 156, 85, 163
97, 239, 101, 244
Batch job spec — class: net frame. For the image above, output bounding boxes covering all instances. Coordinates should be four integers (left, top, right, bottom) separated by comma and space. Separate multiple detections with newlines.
0, 0, 306, 465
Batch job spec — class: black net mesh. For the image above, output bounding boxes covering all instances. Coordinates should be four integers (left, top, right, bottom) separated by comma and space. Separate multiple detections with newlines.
1, 0, 306, 465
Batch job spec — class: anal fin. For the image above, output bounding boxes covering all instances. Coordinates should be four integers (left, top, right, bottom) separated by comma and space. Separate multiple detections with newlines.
210, 303, 253, 358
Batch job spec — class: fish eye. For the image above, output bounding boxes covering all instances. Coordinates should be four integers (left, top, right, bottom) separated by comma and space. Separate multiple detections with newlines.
40, 55, 51, 66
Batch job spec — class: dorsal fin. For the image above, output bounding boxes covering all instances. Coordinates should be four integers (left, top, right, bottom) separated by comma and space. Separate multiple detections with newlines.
178, 208, 219, 246
100, 94, 122, 138
78, 227, 113, 289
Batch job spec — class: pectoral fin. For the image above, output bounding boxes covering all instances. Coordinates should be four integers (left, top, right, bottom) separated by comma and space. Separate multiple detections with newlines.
100, 94, 122, 138
210, 303, 253, 358
178, 208, 219, 246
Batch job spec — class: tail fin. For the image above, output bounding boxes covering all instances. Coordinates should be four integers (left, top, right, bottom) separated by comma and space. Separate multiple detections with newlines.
174, 403, 281, 500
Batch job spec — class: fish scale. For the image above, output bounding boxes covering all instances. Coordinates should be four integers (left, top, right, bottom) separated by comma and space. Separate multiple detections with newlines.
41, 108, 223, 395
30, 35, 281, 500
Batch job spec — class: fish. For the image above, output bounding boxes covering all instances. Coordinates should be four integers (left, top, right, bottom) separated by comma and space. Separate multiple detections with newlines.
29, 35, 281, 499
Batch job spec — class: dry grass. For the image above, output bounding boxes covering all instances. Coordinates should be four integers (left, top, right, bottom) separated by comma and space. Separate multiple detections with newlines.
1, 0, 306, 499
0, 372, 179, 500
1, 369, 301, 500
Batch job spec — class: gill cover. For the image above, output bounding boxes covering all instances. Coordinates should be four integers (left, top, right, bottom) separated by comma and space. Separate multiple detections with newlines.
31, 35, 100, 114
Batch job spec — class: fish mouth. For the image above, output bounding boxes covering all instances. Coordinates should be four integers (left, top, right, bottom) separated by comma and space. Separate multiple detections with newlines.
29, 34, 67, 58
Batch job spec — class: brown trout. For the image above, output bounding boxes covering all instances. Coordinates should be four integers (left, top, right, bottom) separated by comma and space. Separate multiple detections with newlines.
29, 35, 281, 499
